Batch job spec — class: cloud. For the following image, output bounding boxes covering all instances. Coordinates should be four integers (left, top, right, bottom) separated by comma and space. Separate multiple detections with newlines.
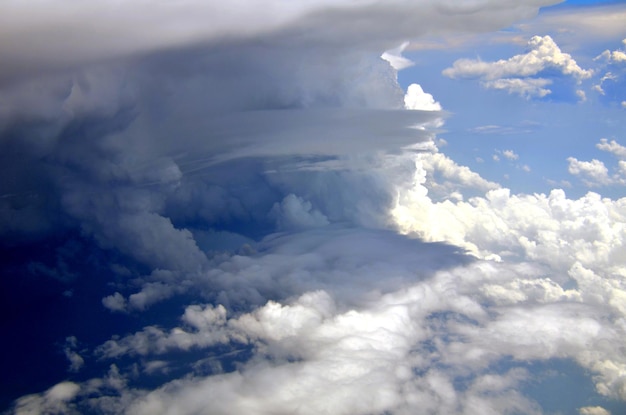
4, 1, 626, 414
269, 194, 330, 231
62, 336, 85, 373
381, 42, 415, 71
102, 292, 127, 313
595, 39, 626, 64
12, 382, 80, 415
404, 84, 442, 111
443, 35, 592, 98
393, 164, 626, 275
520, 4, 626, 43
567, 158, 612, 187
482, 77, 552, 98
0, 0, 563, 85
568, 139, 626, 187
579, 407, 611, 415
502, 150, 519, 161
597, 138, 626, 158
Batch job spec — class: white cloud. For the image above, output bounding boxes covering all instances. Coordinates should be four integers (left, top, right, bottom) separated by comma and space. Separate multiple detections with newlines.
568, 139, 626, 187
595, 39, 626, 64
443, 35, 592, 98
482, 77, 552, 98
404, 84, 442, 111
567, 157, 612, 187
12, 382, 80, 415
502, 150, 519, 161
593, 72, 618, 95
415, 152, 500, 201
393, 158, 626, 276
579, 407, 611, 415
102, 292, 127, 312
597, 138, 626, 159
381, 42, 414, 71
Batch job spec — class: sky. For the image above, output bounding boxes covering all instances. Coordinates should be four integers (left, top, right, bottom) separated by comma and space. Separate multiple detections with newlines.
1, 1, 626, 414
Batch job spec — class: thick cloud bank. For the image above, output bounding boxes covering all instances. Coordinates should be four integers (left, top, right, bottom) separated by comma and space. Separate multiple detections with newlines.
3, 1, 626, 415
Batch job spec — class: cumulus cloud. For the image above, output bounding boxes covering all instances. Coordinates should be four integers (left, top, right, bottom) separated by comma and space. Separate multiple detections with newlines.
567, 158, 612, 187
404, 84, 442, 111
579, 407, 611, 415
595, 39, 626, 64
597, 138, 626, 159
443, 35, 592, 98
502, 150, 519, 161
483, 77, 552, 98
269, 194, 330, 231
11, 382, 80, 415
568, 139, 626, 187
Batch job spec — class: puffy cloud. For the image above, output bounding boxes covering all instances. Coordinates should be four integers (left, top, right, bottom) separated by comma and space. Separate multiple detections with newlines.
102, 292, 127, 313
443, 35, 592, 98
567, 157, 612, 187
595, 39, 626, 64
404, 84, 442, 111
502, 150, 519, 161
270, 194, 330, 231
579, 407, 611, 415
597, 138, 626, 159
36, 231, 626, 413
568, 139, 626, 187
414, 152, 500, 201
483, 77, 552, 98
12, 382, 80, 415
393, 162, 626, 276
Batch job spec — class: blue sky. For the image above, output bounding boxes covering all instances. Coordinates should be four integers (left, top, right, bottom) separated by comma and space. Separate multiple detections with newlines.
398, 1, 626, 198
1, 1, 626, 415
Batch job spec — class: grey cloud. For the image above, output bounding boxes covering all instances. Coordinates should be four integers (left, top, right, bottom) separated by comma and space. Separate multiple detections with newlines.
0, 0, 560, 83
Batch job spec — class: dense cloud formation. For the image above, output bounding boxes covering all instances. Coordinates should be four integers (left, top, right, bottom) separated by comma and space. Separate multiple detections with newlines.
2, 1, 626, 415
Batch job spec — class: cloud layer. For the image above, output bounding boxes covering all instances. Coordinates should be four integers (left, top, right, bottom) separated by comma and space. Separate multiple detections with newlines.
3, 1, 626, 415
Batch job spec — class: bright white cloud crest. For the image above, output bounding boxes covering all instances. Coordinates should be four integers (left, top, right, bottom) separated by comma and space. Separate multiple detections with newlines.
2, 1, 626, 415
443, 35, 592, 98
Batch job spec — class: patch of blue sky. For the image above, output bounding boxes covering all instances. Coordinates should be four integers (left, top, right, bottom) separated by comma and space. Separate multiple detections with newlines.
398, 3, 626, 199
